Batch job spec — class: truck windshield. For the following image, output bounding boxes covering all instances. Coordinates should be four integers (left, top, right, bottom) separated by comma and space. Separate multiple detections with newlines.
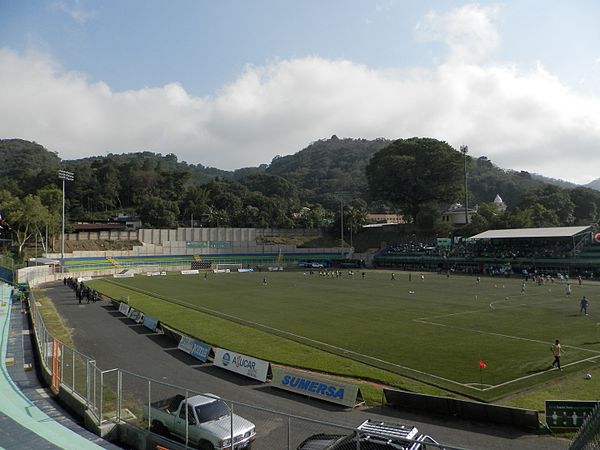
195, 400, 230, 423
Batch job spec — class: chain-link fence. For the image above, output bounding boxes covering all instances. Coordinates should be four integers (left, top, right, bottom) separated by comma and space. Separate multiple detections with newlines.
27, 288, 465, 449
571, 403, 600, 450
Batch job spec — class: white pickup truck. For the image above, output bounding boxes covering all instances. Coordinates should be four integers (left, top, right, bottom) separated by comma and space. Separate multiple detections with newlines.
143, 393, 256, 450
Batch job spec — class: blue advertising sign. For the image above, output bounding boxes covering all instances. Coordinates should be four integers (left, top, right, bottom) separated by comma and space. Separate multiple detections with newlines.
178, 336, 212, 362
271, 367, 362, 407
143, 314, 158, 331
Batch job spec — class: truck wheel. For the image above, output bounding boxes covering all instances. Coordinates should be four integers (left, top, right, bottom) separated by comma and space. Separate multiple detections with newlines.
197, 440, 214, 450
151, 421, 170, 438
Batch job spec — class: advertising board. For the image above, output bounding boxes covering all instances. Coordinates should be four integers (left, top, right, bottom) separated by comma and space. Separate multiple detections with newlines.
143, 314, 158, 331
271, 367, 361, 407
180, 269, 199, 275
546, 400, 599, 429
213, 348, 269, 382
178, 336, 212, 362
118, 302, 130, 316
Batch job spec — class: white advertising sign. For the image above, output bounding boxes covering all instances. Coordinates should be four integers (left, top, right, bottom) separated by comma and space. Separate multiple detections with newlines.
118, 302, 130, 316
213, 348, 269, 382
181, 269, 199, 275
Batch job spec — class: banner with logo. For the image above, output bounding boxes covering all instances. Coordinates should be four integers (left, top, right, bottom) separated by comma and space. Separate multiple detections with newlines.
271, 367, 362, 407
214, 348, 270, 382
546, 400, 600, 429
143, 314, 159, 331
181, 269, 199, 275
178, 336, 212, 362
118, 302, 130, 316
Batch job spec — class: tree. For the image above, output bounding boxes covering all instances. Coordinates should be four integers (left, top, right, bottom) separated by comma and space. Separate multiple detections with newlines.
137, 197, 179, 228
569, 187, 600, 225
366, 138, 465, 223
0, 192, 50, 255
519, 185, 575, 225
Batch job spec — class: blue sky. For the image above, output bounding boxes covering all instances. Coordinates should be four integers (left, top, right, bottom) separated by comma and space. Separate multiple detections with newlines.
1, 1, 600, 184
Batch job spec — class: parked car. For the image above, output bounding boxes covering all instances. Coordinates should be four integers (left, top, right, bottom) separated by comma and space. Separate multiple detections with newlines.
297, 419, 440, 450
143, 393, 256, 450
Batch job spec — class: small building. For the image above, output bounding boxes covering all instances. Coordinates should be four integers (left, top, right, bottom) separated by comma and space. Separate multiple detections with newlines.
493, 194, 508, 212
441, 203, 477, 225
366, 213, 405, 224
114, 213, 142, 231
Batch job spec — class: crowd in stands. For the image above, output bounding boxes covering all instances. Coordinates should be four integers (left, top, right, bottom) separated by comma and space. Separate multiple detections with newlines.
382, 239, 577, 261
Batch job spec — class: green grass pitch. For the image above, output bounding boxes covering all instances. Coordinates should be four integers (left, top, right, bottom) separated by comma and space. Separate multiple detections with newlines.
88, 270, 600, 401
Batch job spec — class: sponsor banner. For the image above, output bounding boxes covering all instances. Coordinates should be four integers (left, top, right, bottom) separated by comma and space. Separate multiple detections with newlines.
181, 269, 199, 275
118, 302, 130, 316
146, 271, 162, 277
268, 266, 284, 271
160, 271, 167, 276
213, 269, 230, 273
128, 308, 143, 322
214, 348, 269, 382
178, 336, 212, 362
186, 241, 233, 249
546, 400, 600, 429
76, 276, 92, 283
143, 314, 158, 331
237, 268, 254, 273
271, 367, 361, 407
113, 272, 134, 278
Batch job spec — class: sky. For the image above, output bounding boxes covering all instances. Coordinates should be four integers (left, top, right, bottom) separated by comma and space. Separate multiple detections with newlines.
1, 1, 600, 184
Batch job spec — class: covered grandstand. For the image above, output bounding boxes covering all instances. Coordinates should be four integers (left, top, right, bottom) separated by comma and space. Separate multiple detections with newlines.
374, 225, 600, 277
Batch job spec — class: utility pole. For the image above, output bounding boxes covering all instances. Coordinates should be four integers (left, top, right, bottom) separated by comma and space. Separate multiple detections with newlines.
460, 146, 469, 224
58, 170, 74, 273
340, 198, 344, 255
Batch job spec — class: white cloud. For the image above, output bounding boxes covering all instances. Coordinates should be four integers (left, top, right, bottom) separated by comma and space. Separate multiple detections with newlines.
50, 0, 95, 24
1, 4, 600, 185
415, 4, 501, 64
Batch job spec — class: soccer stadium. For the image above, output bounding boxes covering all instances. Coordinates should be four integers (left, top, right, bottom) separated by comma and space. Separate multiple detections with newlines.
2, 224, 600, 449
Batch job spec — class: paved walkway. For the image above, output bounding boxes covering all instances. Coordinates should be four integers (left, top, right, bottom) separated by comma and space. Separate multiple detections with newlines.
0, 283, 116, 450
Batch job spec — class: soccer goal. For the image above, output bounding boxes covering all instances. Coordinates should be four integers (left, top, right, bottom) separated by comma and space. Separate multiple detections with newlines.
214, 263, 243, 272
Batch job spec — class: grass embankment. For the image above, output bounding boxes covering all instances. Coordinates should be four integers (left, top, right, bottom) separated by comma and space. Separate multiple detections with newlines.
33, 289, 75, 345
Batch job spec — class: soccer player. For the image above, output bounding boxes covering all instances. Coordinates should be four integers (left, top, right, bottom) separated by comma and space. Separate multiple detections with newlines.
550, 339, 565, 370
580, 296, 589, 315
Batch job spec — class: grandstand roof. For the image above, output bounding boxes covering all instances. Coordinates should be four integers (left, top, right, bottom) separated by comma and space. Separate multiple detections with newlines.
469, 226, 592, 240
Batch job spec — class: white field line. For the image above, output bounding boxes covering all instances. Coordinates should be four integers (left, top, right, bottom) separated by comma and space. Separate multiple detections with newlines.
107, 279, 480, 390
412, 318, 600, 356
108, 279, 599, 392
481, 354, 600, 391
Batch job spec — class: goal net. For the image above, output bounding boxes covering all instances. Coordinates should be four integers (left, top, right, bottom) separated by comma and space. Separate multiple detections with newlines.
214, 263, 243, 272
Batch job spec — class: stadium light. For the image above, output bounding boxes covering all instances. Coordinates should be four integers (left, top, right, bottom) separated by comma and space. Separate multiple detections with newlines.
58, 170, 74, 273
460, 146, 469, 224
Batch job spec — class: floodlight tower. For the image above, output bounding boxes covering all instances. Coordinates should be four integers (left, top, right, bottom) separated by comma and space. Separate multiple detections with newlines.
58, 170, 74, 273
460, 145, 469, 224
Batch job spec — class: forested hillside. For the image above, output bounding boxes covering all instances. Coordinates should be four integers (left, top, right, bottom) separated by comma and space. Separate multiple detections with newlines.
1, 137, 599, 260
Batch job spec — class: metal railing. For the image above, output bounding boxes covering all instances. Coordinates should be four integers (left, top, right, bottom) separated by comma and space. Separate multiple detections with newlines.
571, 403, 600, 450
